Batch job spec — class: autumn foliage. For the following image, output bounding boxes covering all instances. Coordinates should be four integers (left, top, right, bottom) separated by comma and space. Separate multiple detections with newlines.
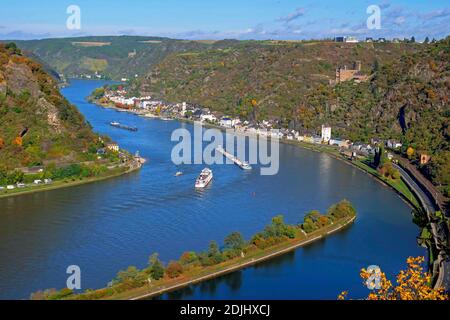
340, 257, 449, 300
13, 136, 22, 146
166, 261, 184, 279
406, 147, 415, 159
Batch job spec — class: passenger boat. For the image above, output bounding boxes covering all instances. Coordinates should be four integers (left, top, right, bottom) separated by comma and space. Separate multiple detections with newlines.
110, 121, 138, 132
240, 161, 252, 170
195, 168, 213, 189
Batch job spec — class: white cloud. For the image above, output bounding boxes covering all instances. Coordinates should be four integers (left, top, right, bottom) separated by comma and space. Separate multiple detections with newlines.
420, 8, 450, 20
394, 16, 406, 25
277, 8, 306, 23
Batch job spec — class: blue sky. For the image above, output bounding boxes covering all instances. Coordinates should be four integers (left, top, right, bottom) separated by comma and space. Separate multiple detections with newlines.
0, 0, 449, 40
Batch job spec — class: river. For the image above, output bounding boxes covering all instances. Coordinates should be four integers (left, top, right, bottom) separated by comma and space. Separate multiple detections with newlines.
0, 80, 425, 300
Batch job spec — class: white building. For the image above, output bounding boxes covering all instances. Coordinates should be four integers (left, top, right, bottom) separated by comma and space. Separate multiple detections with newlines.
201, 114, 217, 122
321, 125, 332, 143
220, 118, 233, 128
140, 101, 152, 109
345, 36, 359, 43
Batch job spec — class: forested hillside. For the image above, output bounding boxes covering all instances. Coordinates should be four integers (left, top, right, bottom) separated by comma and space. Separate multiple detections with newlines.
0, 43, 99, 170
137, 41, 418, 119
13, 36, 237, 80
137, 38, 448, 188
297, 38, 449, 187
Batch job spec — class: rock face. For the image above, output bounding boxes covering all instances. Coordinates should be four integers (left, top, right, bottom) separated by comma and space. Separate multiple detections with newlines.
4, 61, 41, 98
37, 97, 64, 133
0, 43, 98, 169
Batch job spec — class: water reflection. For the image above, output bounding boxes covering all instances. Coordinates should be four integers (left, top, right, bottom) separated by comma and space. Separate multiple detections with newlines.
158, 271, 244, 300
253, 251, 296, 270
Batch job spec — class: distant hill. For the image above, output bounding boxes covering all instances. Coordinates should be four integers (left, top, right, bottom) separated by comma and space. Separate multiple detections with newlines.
13, 36, 237, 80
136, 38, 448, 189
136, 40, 419, 120
0, 43, 99, 169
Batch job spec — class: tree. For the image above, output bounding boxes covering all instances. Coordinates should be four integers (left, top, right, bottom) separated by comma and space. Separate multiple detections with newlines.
373, 146, 386, 169
5, 42, 21, 55
208, 241, 220, 257
372, 59, 380, 73
379, 162, 400, 180
179, 251, 198, 265
115, 266, 146, 289
410, 36, 416, 43
148, 253, 165, 280
424, 37, 430, 44
339, 257, 448, 300
207, 241, 224, 264
406, 147, 415, 159
91, 87, 105, 99
7, 170, 24, 184
263, 215, 296, 239
13, 136, 23, 146
166, 261, 184, 279
301, 218, 317, 233
224, 232, 245, 252
0, 165, 8, 186
301, 211, 322, 233
327, 200, 356, 220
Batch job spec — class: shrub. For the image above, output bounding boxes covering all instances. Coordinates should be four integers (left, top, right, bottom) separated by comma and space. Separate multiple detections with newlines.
179, 251, 198, 265
166, 261, 184, 279
148, 254, 165, 280
327, 200, 356, 220
224, 232, 246, 251
115, 266, 147, 289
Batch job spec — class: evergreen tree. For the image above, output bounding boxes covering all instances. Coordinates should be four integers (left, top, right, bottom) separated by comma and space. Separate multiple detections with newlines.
148, 253, 165, 280
374, 146, 386, 169
224, 232, 245, 251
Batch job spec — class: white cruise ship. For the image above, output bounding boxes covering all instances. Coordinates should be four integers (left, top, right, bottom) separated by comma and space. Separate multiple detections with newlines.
195, 168, 213, 189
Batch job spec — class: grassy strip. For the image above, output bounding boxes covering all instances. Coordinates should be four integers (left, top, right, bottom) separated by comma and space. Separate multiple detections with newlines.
75, 214, 356, 301
0, 165, 140, 199
350, 159, 420, 209
120, 216, 355, 300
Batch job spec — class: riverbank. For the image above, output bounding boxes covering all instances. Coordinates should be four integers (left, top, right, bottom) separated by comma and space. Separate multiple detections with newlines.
90, 98, 422, 211
71, 205, 356, 300
128, 215, 356, 301
0, 161, 142, 199
32, 201, 357, 300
